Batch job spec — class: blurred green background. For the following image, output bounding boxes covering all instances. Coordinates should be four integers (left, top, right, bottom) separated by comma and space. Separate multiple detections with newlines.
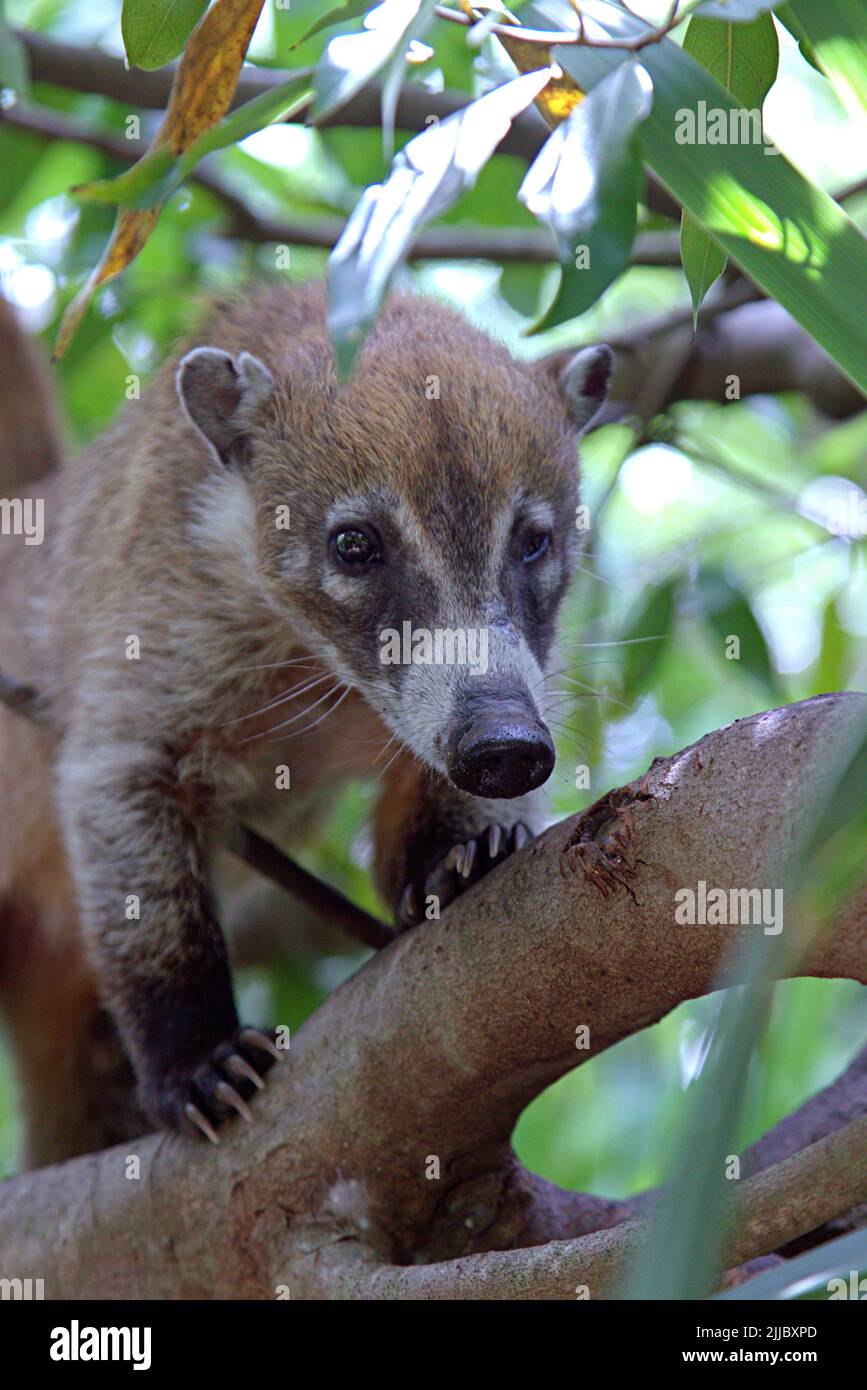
0, 0, 864, 1186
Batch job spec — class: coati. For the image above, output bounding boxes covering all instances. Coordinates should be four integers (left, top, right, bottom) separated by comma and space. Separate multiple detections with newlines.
0, 281, 611, 1166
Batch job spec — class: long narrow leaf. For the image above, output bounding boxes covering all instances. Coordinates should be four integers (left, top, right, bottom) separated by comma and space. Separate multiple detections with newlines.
327, 66, 553, 375
716, 1226, 867, 1300
535, 1, 867, 391
519, 60, 653, 331
786, 0, 867, 116
74, 73, 312, 211
680, 10, 778, 318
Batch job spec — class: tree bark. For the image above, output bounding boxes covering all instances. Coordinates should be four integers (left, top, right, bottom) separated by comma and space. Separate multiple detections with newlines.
0, 692, 864, 1299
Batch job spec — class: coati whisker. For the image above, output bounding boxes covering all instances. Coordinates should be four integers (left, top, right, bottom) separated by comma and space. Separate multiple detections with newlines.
277, 684, 352, 743
573, 563, 620, 590
373, 731, 399, 766
241, 681, 345, 744
375, 742, 405, 783
224, 671, 333, 727
559, 674, 630, 710
546, 719, 615, 760
237, 654, 323, 673
542, 659, 622, 678
261, 680, 352, 743
573, 636, 665, 649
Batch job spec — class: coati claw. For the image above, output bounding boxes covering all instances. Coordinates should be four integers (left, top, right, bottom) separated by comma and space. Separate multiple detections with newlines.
444, 844, 465, 874
460, 839, 477, 878
398, 821, 536, 930
149, 1024, 281, 1139
398, 883, 419, 925
214, 1081, 254, 1123
513, 823, 530, 852
184, 1102, 220, 1146
225, 1053, 265, 1090
239, 1027, 283, 1063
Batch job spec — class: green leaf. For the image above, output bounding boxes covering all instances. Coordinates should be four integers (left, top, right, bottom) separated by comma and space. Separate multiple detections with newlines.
817, 598, 849, 693
621, 579, 677, 696
679, 10, 778, 319
785, 0, 867, 115
0, 21, 29, 100
691, 0, 776, 17
121, 0, 209, 70
312, 0, 436, 127
326, 67, 553, 377
518, 60, 653, 332
697, 569, 775, 690
774, 3, 824, 75
717, 1227, 867, 1299
290, 1, 372, 52
379, 1, 439, 160
73, 73, 313, 210
679, 213, 727, 320
547, 1, 867, 392
499, 263, 547, 317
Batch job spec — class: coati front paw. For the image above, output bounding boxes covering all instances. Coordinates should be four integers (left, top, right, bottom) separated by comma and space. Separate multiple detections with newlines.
397, 822, 533, 931
144, 1027, 284, 1144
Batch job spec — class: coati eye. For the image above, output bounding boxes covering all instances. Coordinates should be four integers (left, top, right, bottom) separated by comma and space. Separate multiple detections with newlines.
331, 526, 382, 567
522, 531, 551, 564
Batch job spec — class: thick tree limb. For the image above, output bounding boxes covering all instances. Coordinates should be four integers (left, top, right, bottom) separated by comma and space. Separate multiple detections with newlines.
0, 692, 863, 1299
300, 1114, 867, 1300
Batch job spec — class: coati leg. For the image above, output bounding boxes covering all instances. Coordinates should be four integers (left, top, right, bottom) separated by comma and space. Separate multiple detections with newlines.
56, 730, 283, 1143
374, 751, 539, 930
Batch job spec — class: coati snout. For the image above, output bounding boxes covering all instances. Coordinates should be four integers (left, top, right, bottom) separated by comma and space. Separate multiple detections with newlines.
446, 689, 556, 799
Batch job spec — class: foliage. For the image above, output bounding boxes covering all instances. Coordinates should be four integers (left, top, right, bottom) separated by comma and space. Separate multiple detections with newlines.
0, 0, 864, 1297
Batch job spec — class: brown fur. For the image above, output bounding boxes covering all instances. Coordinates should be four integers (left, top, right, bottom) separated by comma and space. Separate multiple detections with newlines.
0, 281, 606, 1166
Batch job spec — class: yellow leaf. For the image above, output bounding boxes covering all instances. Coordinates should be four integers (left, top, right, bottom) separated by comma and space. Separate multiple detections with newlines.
497, 32, 584, 127
54, 0, 265, 359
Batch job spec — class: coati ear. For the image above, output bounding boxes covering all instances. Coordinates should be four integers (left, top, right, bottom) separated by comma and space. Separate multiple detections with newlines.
552, 344, 614, 435
176, 346, 274, 467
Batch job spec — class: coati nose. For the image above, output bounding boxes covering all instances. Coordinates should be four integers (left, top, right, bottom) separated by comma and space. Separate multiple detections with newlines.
447, 711, 556, 799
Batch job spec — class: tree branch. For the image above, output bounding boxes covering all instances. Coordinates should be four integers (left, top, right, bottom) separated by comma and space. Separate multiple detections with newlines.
5, 102, 862, 418
0, 104, 681, 267
0, 693, 863, 1298
600, 299, 866, 422
6, 26, 684, 222
300, 1113, 867, 1298
18, 28, 548, 159
225, 823, 392, 952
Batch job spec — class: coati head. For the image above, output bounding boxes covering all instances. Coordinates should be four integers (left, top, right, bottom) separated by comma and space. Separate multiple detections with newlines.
177, 289, 611, 800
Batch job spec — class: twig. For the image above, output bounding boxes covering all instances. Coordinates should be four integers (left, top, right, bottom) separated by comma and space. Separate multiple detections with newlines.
0, 664, 393, 952
224, 824, 393, 952
18, 28, 546, 159
603, 277, 761, 352
434, 0, 689, 51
